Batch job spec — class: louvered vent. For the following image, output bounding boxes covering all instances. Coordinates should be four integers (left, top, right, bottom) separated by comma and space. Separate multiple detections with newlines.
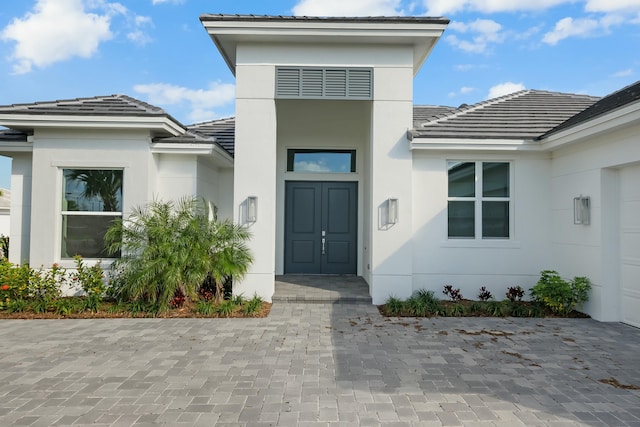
276, 67, 373, 100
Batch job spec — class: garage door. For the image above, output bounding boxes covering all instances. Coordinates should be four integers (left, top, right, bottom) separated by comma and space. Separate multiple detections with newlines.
620, 163, 640, 328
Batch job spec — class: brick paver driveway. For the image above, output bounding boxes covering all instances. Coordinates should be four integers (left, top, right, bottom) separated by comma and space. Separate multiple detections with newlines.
1, 303, 639, 426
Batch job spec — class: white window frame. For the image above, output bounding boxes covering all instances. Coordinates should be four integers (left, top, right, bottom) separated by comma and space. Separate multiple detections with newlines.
447, 160, 513, 241
60, 168, 123, 261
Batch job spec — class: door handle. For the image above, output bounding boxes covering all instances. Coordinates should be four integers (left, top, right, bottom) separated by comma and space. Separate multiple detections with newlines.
321, 238, 326, 255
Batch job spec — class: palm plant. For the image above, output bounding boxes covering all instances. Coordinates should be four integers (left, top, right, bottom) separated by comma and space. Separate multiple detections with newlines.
104, 197, 252, 309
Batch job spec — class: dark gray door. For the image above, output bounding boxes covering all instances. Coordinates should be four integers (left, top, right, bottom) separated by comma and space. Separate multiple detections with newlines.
285, 181, 357, 274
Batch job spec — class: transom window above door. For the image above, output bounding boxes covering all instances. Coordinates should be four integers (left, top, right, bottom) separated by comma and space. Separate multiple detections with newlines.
287, 149, 356, 173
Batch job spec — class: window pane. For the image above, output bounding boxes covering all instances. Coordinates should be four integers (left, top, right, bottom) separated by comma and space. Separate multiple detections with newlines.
448, 201, 475, 238
482, 162, 509, 197
63, 169, 123, 212
482, 201, 509, 238
61, 215, 119, 258
287, 150, 355, 173
448, 162, 475, 197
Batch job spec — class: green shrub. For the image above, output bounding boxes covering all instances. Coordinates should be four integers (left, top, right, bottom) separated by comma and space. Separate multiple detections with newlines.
53, 298, 78, 316
406, 289, 441, 316
448, 303, 467, 317
215, 300, 235, 317
72, 256, 105, 298
7, 299, 27, 313
195, 300, 216, 316
28, 264, 65, 302
384, 296, 404, 315
530, 270, 591, 315
105, 198, 253, 310
242, 294, 263, 315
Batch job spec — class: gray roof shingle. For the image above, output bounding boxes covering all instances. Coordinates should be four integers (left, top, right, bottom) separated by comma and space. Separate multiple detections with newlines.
412, 90, 599, 140
200, 14, 449, 25
413, 105, 457, 126
187, 118, 236, 156
0, 94, 174, 119
542, 80, 640, 138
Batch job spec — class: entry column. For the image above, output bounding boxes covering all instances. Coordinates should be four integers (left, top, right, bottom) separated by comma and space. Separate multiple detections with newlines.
233, 62, 277, 301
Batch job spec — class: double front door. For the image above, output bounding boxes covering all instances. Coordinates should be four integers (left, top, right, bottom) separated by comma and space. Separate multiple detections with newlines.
284, 181, 357, 274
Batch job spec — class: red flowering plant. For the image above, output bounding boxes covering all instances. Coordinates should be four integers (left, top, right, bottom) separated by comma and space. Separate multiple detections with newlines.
0, 259, 34, 309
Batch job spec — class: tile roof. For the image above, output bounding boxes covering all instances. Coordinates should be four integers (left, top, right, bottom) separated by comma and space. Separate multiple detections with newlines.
412, 90, 599, 140
542, 80, 640, 138
187, 118, 236, 156
200, 14, 449, 25
0, 94, 173, 119
413, 105, 458, 127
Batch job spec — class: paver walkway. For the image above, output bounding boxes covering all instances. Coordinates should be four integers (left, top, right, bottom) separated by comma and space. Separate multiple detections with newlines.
1, 304, 639, 426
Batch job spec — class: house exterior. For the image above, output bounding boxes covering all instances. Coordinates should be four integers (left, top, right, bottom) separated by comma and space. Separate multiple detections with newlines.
0, 15, 638, 326
0, 188, 9, 237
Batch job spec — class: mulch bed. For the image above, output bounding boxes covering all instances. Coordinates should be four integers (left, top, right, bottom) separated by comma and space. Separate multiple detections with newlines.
0, 298, 272, 319
378, 299, 590, 318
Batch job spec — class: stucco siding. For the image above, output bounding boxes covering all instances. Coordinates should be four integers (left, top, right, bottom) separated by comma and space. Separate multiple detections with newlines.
28, 128, 153, 267
410, 151, 553, 299
550, 121, 640, 321
8, 153, 31, 264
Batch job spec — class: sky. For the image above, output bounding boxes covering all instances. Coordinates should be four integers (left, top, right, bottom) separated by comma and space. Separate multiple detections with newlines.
0, 0, 639, 189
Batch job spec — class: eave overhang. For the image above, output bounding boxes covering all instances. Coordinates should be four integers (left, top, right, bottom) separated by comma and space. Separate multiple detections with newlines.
0, 114, 185, 137
409, 137, 543, 152
0, 140, 32, 155
200, 15, 449, 76
150, 142, 234, 167
539, 101, 640, 151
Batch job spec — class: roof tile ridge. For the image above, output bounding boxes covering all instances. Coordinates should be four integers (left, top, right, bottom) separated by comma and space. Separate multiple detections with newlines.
114, 94, 166, 114
421, 90, 531, 127
187, 116, 236, 127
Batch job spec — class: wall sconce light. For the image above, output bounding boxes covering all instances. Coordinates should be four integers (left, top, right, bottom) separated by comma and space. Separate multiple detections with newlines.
387, 198, 398, 225
247, 196, 257, 223
574, 196, 590, 225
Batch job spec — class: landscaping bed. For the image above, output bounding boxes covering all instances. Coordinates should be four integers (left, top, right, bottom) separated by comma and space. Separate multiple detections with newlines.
0, 296, 271, 319
378, 299, 589, 318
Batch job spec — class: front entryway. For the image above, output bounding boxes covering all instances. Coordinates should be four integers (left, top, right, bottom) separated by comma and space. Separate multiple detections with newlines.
284, 181, 357, 274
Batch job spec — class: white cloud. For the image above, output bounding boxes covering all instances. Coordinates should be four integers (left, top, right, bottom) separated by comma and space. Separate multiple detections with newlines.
423, 0, 571, 15
423, 0, 640, 15
127, 15, 154, 46
134, 81, 236, 123
292, 0, 404, 16
448, 86, 476, 97
541, 15, 622, 45
488, 82, 525, 99
1, 0, 115, 74
612, 68, 633, 77
585, 0, 640, 13
446, 19, 503, 53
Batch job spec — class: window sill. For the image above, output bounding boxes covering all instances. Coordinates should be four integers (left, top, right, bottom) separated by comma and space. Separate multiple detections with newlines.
440, 239, 521, 249
57, 258, 116, 269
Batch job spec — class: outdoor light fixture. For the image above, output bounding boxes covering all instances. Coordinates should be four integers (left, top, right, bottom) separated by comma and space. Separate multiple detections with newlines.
387, 198, 399, 225
247, 196, 257, 223
574, 196, 590, 225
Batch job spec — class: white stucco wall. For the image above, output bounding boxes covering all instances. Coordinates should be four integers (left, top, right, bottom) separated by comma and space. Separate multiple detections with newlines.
410, 151, 553, 301
550, 122, 640, 321
155, 153, 198, 202
28, 128, 154, 268
232, 41, 420, 302
9, 153, 32, 264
